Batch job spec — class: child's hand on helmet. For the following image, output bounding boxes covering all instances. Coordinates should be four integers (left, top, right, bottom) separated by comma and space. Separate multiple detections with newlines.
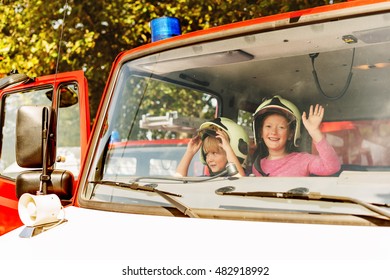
187, 135, 202, 154
175, 135, 202, 177
216, 131, 245, 176
215, 131, 230, 149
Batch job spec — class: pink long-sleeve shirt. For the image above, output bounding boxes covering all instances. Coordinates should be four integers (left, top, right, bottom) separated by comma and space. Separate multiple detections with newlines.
252, 138, 341, 177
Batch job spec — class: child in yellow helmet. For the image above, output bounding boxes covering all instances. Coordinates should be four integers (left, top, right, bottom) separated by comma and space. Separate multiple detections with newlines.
251, 96, 341, 176
176, 117, 249, 177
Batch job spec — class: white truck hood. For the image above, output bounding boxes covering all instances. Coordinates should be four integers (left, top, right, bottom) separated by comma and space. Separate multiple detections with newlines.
1, 205, 390, 279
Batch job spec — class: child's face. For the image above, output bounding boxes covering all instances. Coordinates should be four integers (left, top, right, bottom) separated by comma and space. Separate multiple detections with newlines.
204, 147, 227, 173
261, 114, 291, 153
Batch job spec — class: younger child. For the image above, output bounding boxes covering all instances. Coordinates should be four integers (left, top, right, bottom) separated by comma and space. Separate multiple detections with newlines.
175, 117, 249, 177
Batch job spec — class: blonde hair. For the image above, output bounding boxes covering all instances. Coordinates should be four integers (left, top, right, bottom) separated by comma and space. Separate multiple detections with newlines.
202, 129, 229, 155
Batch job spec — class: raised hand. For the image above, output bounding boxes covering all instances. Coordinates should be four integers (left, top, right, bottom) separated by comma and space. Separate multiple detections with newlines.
302, 104, 324, 143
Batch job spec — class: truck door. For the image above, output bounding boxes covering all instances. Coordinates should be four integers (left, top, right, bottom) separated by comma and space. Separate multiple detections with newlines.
0, 70, 90, 235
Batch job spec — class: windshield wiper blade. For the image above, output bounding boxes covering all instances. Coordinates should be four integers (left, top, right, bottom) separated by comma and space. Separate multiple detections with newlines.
216, 187, 390, 220
89, 180, 198, 218
89, 180, 181, 197
154, 189, 199, 218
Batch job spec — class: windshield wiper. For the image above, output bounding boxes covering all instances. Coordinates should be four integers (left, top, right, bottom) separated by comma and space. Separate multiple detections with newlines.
89, 180, 181, 197
154, 189, 199, 218
216, 187, 390, 220
89, 180, 198, 218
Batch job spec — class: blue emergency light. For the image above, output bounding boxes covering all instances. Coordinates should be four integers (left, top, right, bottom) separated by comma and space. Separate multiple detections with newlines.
150, 17, 181, 42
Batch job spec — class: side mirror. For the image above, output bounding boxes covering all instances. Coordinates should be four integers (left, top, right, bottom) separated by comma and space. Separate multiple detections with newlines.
45, 84, 79, 108
16, 169, 74, 200
16, 106, 56, 168
15, 105, 74, 199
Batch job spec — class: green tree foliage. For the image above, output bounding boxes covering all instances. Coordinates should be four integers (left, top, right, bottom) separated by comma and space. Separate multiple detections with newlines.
0, 0, 345, 121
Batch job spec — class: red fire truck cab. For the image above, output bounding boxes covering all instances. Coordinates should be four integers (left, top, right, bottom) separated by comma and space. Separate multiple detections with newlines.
0, 70, 90, 234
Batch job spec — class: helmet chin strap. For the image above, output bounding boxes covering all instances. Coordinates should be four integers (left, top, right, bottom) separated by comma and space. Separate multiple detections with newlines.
251, 140, 270, 177
196, 162, 238, 182
253, 154, 270, 177
207, 161, 236, 176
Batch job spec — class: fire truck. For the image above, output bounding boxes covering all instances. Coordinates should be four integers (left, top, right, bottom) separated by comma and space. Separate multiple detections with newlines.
1, 0, 390, 278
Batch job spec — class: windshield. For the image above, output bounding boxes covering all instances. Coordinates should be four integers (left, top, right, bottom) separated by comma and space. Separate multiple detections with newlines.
80, 10, 390, 226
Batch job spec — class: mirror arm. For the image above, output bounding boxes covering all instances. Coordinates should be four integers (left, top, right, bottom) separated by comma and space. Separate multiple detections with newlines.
37, 107, 51, 195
